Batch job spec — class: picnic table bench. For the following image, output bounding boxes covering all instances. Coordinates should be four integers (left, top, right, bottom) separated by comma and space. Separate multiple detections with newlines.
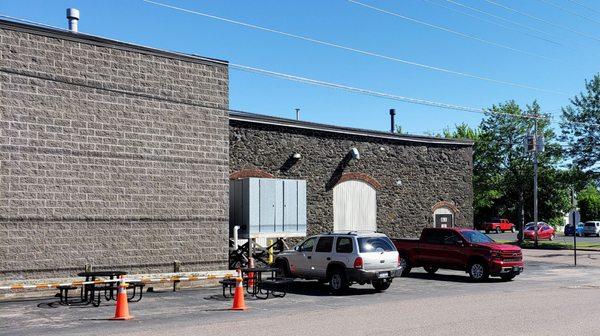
219, 268, 294, 299
58, 271, 144, 306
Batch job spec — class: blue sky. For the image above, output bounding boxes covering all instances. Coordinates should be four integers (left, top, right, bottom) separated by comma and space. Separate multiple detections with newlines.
1, 0, 599, 135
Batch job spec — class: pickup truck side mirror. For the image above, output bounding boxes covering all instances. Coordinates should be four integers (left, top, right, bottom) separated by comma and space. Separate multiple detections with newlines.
293, 245, 299, 251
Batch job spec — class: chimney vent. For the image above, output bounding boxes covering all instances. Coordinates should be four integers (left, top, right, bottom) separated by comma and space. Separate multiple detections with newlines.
389, 109, 396, 133
66, 8, 80, 32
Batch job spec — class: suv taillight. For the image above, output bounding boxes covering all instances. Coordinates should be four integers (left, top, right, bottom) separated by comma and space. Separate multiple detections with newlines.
354, 257, 363, 269
397, 255, 401, 267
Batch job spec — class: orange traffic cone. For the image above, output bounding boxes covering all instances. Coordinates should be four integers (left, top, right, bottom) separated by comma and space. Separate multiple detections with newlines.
230, 271, 247, 311
110, 279, 133, 320
248, 258, 255, 288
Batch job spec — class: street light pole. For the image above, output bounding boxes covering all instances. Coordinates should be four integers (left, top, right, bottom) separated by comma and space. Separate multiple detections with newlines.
533, 116, 539, 248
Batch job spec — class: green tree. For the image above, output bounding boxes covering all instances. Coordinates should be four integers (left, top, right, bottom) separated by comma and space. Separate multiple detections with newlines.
561, 74, 600, 172
443, 101, 571, 230
578, 184, 600, 221
441, 123, 479, 140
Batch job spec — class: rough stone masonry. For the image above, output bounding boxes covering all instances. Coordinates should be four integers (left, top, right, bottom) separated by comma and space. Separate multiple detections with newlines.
0, 20, 230, 279
229, 114, 474, 239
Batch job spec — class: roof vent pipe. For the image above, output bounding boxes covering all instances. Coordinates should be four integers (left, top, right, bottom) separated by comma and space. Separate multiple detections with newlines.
389, 109, 396, 133
66, 8, 80, 32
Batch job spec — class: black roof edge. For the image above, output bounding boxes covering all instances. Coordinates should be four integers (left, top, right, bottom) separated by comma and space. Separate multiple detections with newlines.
229, 111, 474, 146
0, 18, 228, 67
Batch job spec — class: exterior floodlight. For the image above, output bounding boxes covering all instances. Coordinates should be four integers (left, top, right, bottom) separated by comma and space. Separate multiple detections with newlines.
292, 153, 301, 159
350, 147, 360, 160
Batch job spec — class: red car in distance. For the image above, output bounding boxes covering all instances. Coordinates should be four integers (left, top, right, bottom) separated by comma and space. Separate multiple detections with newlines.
523, 222, 555, 241
483, 219, 515, 234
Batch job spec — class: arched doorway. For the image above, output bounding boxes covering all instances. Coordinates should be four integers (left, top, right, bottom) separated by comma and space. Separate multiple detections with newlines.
333, 180, 377, 232
432, 201, 458, 228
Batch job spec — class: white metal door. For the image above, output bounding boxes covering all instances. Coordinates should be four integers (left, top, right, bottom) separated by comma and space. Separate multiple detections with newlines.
333, 180, 377, 232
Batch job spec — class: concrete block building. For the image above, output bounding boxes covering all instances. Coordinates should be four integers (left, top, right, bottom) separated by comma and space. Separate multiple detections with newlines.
0, 19, 230, 279
0, 18, 473, 280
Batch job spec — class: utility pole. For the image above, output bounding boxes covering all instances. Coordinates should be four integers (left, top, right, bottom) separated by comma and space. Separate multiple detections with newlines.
533, 116, 539, 248
571, 188, 579, 266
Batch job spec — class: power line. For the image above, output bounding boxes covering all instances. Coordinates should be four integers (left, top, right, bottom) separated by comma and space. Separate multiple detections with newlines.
443, 0, 563, 42
347, 0, 556, 61
229, 64, 600, 128
142, 0, 568, 96
535, 0, 600, 26
483, 0, 600, 43
1, 14, 598, 129
565, 0, 600, 17
421, 0, 563, 47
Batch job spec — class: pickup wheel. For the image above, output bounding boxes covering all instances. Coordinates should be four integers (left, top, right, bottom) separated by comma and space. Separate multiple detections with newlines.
468, 262, 489, 282
495, 227, 501, 234
424, 266, 438, 275
273, 258, 291, 278
500, 274, 517, 281
328, 268, 348, 294
398, 255, 412, 277
372, 279, 392, 291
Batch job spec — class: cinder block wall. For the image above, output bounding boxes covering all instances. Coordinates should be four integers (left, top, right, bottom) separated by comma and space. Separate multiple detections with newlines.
0, 21, 229, 279
230, 120, 474, 238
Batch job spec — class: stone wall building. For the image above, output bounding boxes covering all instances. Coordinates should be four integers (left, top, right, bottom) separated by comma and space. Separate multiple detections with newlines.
229, 113, 473, 239
0, 19, 230, 279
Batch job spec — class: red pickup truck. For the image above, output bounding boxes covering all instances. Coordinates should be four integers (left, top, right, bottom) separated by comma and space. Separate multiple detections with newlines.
392, 228, 523, 281
482, 219, 515, 234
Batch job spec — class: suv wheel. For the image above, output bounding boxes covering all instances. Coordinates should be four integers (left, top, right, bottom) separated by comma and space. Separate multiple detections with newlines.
398, 255, 412, 276
372, 279, 391, 291
468, 262, 489, 281
328, 268, 348, 294
495, 227, 501, 234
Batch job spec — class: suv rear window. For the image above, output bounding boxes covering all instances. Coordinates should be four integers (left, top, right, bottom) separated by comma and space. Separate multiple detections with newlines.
315, 237, 334, 253
336, 237, 353, 253
357, 237, 395, 253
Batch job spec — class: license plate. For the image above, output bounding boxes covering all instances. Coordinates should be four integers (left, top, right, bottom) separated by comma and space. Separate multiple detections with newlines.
512, 266, 520, 272
378, 272, 389, 278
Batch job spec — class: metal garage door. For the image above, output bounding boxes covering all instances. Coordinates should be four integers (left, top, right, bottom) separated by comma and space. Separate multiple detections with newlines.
333, 180, 377, 232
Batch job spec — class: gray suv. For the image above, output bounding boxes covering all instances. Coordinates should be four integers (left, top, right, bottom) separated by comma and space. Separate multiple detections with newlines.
274, 232, 400, 293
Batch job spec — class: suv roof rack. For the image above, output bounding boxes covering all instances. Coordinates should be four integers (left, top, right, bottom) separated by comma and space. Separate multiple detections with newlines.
325, 230, 378, 235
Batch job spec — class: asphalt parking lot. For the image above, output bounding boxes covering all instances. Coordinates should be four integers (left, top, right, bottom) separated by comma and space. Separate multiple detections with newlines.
1, 249, 599, 336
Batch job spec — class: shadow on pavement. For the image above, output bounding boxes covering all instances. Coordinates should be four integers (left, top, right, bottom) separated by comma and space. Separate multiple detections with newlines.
406, 272, 506, 283
286, 281, 379, 296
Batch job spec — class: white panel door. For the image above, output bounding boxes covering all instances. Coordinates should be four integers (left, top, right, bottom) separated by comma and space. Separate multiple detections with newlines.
333, 180, 377, 232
